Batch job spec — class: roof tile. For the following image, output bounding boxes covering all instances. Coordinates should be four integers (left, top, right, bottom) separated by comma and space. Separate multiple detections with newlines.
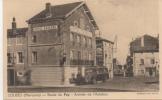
28, 2, 83, 22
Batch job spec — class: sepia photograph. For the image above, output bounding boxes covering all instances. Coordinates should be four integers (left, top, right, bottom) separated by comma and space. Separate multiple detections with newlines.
3, 0, 161, 99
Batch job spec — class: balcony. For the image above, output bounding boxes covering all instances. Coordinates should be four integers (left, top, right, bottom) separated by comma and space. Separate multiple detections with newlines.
70, 26, 92, 37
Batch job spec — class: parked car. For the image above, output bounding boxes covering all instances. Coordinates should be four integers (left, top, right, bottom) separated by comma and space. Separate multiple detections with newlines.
70, 67, 109, 85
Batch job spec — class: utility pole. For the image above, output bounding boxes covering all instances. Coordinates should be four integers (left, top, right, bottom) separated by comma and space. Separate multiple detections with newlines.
113, 35, 117, 59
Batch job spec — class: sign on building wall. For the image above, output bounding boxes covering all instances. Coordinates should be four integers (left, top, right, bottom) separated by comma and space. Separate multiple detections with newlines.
33, 25, 58, 32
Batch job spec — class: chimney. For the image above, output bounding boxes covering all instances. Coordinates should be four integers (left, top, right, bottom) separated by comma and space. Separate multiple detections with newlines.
12, 17, 16, 29
46, 3, 52, 17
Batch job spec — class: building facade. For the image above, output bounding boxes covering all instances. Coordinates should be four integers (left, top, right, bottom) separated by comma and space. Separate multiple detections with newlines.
7, 18, 29, 86
27, 2, 98, 86
130, 34, 159, 77
96, 37, 114, 78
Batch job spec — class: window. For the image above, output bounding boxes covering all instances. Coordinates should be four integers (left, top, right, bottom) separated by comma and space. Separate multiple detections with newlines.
85, 51, 88, 60
32, 35, 37, 43
88, 53, 92, 61
77, 51, 81, 62
77, 35, 81, 44
140, 59, 144, 65
88, 38, 92, 47
32, 51, 37, 63
71, 73, 75, 78
73, 20, 79, 27
16, 37, 24, 45
90, 38, 92, 47
105, 43, 107, 46
7, 53, 12, 64
96, 48, 102, 55
83, 36, 86, 46
150, 59, 155, 64
17, 52, 24, 64
141, 70, 144, 74
70, 32, 74, 41
7, 38, 12, 46
105, 54, 107, 58
70, 50, 74, 60
79, 18, 85, 28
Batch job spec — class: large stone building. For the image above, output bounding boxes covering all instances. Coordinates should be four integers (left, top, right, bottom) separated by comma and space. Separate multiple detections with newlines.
26, 2, 98, 86
96, 37, 114, 78
130, 34, 159, 77
7, 18, 29, 86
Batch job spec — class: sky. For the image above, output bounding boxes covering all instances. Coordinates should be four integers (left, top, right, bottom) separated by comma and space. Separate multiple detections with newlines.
4, 0, 159, 64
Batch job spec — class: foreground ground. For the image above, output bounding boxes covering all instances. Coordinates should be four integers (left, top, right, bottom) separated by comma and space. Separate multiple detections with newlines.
8, 76, 159, 92
78, 76, 159, 92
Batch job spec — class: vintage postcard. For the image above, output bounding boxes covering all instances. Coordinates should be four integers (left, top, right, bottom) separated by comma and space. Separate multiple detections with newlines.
3, 0, 162, 99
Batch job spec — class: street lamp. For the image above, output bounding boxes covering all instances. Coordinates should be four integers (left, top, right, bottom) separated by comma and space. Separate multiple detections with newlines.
60, 52, 66, 85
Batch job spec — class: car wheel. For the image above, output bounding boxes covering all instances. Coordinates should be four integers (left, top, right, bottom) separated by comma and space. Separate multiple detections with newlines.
102, 77, 106, 82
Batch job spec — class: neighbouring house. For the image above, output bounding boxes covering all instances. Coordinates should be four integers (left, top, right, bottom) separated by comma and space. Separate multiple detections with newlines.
130, 34, 159, 77
96, 37, 114, 78
7, 18, 29, 86
26, 2, 99, 86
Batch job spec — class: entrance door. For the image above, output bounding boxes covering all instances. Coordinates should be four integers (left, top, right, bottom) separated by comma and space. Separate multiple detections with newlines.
7, 69, 15, 86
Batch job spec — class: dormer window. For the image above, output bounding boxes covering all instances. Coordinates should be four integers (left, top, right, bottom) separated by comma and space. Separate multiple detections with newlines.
46, 13, 52, 18
73, 20, 79, 27
86, 25, 90, 32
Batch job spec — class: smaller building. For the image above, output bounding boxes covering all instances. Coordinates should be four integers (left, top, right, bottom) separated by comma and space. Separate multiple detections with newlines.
96, 37, 114, 78
7, 18, 29, 86
130, 34, 159, 77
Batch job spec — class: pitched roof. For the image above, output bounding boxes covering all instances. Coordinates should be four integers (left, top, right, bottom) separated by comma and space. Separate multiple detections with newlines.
7, 28, 28, 37
27, 2, 98, 29
130, 34, 159, 52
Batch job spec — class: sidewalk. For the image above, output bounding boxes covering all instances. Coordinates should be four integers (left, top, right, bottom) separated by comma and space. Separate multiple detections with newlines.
8, 76, 159, 92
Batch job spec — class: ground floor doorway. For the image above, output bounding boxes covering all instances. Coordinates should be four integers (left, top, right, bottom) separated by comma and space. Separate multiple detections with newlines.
7, 69, 16, 86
